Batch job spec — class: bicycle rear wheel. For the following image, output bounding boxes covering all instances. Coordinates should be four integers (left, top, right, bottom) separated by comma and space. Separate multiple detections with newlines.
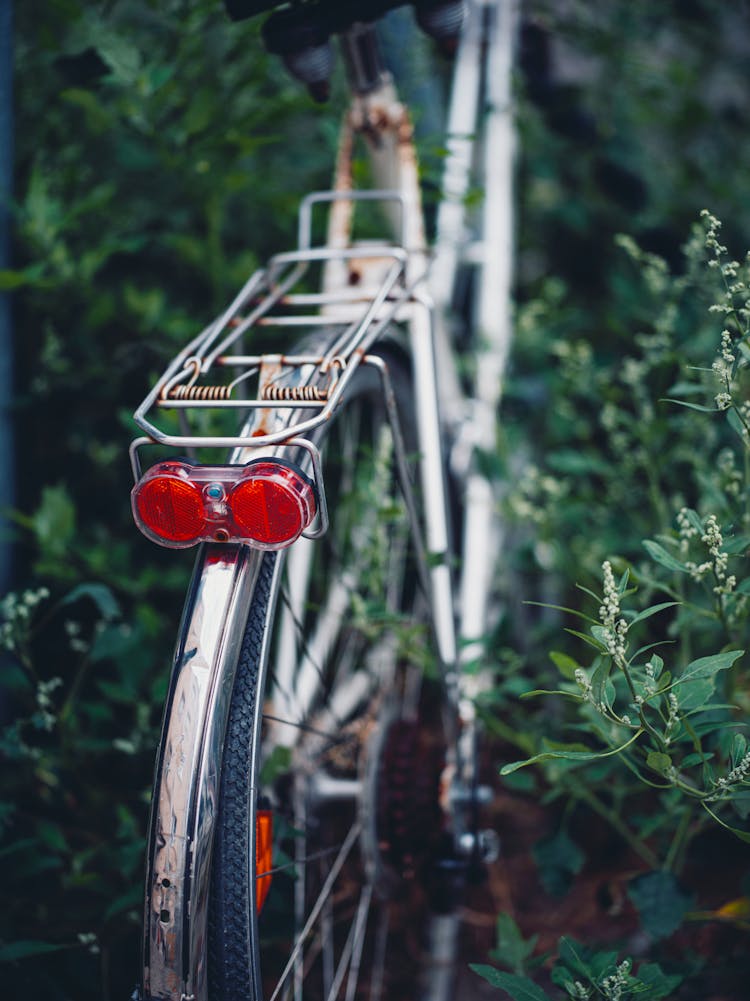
207, 342, 459, 1001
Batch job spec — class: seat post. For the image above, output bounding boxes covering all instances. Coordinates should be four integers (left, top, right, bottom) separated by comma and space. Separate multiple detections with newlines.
339, 21, 389, 95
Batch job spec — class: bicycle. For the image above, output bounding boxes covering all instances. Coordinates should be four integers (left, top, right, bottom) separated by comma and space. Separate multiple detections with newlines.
129, 1, 517, 998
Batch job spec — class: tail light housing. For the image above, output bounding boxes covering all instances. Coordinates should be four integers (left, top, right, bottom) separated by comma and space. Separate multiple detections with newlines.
132, 458, 317, 550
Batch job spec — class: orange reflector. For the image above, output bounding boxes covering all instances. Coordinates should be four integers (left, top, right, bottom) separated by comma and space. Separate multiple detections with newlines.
256, 808, 273, 913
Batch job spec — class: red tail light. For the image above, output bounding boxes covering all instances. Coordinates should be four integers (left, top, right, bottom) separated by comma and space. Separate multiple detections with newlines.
132, 459, 316, 550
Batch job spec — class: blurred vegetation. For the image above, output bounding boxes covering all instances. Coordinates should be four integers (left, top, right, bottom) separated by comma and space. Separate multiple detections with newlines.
485, 2, 750, 996
3, 0, 750, 998
4, 1, 340, 996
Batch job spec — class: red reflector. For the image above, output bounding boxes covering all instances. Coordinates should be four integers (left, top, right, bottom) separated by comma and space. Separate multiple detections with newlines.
134, 475, 205, 543
231, 462, 315, 547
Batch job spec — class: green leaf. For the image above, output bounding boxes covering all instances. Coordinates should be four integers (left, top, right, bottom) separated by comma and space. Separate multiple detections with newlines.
61, 582, 120, 621
31, 485, 76, 558
184, 87, 218, 137
591, 661, 614, 711
524, 601, 599, 625
646, 751, 672, 775
491, 914, 537, 976
631, 642, 674, 666
738, 340, 750, 363
730, 790, 750, 821
547, 450, 610, 475
549, 651, 580, 680
642, 540, 688, 573
636, 962, 683, 998
90, 625, 138, 665
0, 263, 48, 290
0, 837, 35, 860
731, 733, 748, 768
556, 938, 592, 979
575, 584, 602, 604
682, 751, 712, 768
648, 654, 664, 678
727, 407, 746, 440
60, 87, 112, 133
555, 939, 621, 983
520, 689, 583, 700
102, 885, 142, 922
661, 397, 718, 412
676, 650, 743, 685
565, 628, 608, 653
500, 730, 643, 775
679, 683, 727, 712
260, 744, 293, 785
627, 601, 680, 627
590, 624, 610, 648
89, 27, 142, 84
533, 830, 584, 896
36, 819, 68, 854
683, 508, 704, 534
665, 381, 705, 397
722, 534, 750, 555
0, 940, 68, 962
702, 802, 750, 841
627, 871, 693, 938
468, 966, 552, 1000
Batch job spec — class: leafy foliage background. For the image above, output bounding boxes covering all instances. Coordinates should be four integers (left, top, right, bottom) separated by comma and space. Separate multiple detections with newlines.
3, 0, 750, 998
5, 1, 339, 995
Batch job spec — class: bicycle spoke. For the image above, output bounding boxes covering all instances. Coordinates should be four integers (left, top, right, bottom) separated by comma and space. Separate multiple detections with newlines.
256, 843, 342, 881
269, 821, 362, 1001
324, 879, 374, 1001
369, 903, 390, 1001
261, 712, 347, 745
294, 778, 306, 1001
344, 882, 374, 1001
274, 568, 370, 736
322, 888, 334, 998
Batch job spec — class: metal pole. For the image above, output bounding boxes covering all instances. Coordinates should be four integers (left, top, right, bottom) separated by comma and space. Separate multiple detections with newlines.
0, 0, 14, 594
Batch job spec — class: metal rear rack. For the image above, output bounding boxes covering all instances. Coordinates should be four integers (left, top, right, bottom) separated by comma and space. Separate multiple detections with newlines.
131, 188, 431, 481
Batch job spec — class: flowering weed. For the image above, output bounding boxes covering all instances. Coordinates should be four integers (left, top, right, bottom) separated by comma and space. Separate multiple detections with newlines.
493, 216, 750, 985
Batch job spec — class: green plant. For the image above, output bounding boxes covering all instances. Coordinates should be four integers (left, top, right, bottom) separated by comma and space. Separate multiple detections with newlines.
0, 578, 170, 996
500, 214, 750, 861
503, 557, 748, 849
481, 213, 750, 998
472, 920, 681, 1000
3, 7, 340, 991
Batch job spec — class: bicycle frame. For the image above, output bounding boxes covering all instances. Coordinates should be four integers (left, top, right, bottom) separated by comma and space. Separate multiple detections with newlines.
134, 2, 518, 997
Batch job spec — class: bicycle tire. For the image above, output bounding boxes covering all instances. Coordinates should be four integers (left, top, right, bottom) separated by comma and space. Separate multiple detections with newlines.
207, 341, 459, 1001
